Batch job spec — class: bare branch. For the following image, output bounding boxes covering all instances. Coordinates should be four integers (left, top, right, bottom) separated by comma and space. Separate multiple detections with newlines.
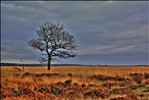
12, 66, 22, 72
28, 21, 78, 70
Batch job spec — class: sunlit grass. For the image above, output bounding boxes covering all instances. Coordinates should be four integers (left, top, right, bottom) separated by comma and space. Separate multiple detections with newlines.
1, 65, 149, 99
1, 65, 149, 87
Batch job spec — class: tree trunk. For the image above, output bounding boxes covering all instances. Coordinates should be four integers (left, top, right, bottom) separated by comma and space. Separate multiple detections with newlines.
48, 57, 51, 70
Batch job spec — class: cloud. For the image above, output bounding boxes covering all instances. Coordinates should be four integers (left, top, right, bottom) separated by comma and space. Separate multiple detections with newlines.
1, 1, 148, 65
1, 39, 40, 63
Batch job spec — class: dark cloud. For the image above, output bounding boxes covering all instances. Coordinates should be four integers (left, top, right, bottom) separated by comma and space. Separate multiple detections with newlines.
1, 1, 148, 65
1, 40, 40, 63
61, 53, 148, 65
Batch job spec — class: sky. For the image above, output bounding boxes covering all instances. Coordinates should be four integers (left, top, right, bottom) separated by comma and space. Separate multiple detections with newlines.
1, 1, 149, 65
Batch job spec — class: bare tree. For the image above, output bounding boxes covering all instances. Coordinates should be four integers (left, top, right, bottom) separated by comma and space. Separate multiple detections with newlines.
28, 21, 77, 70
20, 58, 24, 72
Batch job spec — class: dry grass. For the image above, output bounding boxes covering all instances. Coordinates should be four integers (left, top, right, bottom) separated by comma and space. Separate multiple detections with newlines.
1, 65, 149, 88
1, 65, 149, 99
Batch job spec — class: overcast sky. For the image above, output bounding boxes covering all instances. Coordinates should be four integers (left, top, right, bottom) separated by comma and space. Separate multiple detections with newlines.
1, 1, 149, 65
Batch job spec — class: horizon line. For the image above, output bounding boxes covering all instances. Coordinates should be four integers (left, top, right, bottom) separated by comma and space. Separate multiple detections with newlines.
1, 62, 149, 66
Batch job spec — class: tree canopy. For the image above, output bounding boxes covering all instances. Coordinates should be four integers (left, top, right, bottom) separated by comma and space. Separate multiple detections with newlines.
28, 21, 77, 70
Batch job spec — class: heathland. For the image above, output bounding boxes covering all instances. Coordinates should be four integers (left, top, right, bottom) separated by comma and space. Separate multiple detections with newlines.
1, 65, 149, 100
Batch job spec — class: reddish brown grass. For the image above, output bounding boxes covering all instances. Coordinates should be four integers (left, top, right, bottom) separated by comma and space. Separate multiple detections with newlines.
1, 65, 149, 100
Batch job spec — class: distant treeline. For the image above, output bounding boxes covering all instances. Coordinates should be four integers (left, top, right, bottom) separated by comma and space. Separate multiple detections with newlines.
1, 63, 148, 67
0, 63, 93, 66
1, 63, 45, 66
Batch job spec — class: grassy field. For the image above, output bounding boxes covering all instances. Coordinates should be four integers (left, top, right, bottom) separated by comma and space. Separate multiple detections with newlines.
1, 65, 149, 100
